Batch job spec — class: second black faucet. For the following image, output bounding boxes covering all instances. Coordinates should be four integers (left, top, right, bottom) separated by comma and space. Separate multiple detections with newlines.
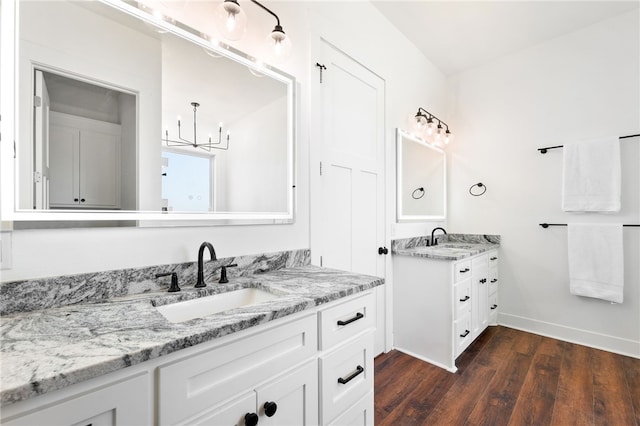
196, 242, 217, 288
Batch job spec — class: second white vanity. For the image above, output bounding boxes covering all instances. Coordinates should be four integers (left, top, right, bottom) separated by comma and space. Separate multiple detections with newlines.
392, 234, 500, 372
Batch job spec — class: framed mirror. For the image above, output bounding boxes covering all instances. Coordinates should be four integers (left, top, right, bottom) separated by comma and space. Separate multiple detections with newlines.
0, 0, 296, 226
396, 128, 446, 221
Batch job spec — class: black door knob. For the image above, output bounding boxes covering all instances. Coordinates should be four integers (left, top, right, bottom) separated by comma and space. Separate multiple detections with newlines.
244, 412, 259, 426
264, 401, 278, 417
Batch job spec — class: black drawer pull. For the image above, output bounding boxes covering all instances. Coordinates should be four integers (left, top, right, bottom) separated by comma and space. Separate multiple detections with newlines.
459, 268, 470, 273
338, 365, 364, 384
491, 304, 498, 310
459, 295, 470, 302
490, 257, 498, 261
337, 312, 364, 326
491, 279, 498, 283
460, 330, 470, 338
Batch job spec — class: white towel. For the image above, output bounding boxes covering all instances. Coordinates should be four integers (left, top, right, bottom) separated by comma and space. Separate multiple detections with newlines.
568, 223, 624, 303
562, 137, 621, 212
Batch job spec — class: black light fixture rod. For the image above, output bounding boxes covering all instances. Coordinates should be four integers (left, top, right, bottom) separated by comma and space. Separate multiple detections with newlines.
416, 107, 449, 130
192, 102, 198, 147
537, 133, 639, 154
249, 0, 281, 27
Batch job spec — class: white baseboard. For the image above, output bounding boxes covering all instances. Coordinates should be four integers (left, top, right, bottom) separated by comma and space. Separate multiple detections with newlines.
498, 312, 640, 359
392, 346, 458, 373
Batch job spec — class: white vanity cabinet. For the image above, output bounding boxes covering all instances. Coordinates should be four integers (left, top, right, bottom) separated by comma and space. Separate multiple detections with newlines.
1, 291, 378, 426
318, 294, 376, 425
393, 249, 499, 372
1, 372, 151, 426
157, 313, 318, 425
49, 112, 121, 209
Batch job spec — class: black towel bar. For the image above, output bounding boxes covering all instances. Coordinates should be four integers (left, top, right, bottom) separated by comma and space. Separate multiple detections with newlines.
537, 133, 640, 154
539, 223, 640, 228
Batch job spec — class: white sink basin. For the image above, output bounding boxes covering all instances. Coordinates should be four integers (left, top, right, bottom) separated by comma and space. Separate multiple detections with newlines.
156, 288, 280, 323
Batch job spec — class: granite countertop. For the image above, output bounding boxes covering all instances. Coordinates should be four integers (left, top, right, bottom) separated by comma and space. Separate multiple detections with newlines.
0, 265, 384, 406
391, 233, 500, 261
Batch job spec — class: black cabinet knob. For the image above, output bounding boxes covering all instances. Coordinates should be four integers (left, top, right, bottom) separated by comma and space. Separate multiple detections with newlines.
264, 401, 278, 417
245, 412, 259, 426
80, 198, 85, 202
378, 247, 389, 255
74, 198, 79, 202
459, 295, 470, 302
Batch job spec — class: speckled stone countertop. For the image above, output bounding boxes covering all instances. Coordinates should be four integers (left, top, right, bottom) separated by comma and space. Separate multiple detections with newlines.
392, 233, 500, 260
0, 252, 383, 406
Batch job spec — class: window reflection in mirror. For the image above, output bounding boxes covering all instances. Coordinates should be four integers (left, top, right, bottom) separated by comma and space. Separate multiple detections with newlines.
396, 129, 447, 221
161, 150, 214, 212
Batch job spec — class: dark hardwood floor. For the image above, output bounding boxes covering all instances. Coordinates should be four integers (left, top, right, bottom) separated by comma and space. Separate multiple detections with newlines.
374, 326, 640, 426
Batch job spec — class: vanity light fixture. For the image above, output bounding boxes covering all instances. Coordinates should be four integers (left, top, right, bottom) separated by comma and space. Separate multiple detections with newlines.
413, 107, 454, 145
215, 0, 292, 63
163, 102, 230, 152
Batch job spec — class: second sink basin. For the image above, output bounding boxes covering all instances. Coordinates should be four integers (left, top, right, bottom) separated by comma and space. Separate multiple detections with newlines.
156, 288, 280, 323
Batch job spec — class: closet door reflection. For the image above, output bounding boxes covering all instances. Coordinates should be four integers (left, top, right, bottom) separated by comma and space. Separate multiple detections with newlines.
161, 151, 214, 212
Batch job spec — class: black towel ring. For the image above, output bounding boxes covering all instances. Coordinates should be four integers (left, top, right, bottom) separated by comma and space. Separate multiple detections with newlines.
412, 187, 425, 199
469, 182, 486, 196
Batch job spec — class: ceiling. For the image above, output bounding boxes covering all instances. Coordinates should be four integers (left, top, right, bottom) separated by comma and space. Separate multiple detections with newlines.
371, 1, 640, 75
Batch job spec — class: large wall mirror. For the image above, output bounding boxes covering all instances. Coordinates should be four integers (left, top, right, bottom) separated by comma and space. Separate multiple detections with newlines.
0, 0, 296, 226
396, 128, 446, 221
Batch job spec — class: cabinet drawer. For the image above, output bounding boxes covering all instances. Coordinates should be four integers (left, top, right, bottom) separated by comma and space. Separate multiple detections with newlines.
454, 313, 472, 357
2, 372, 149, 426
319, 292, 375, 350
454, 279, 471, 319
489, 268, 499, 295
454, 260, 472, 283
158, 313, 317, 425
489, 293, 498, 326
472, 253, 488, 270
320, 333, 374, 424
327, 390, 374, 426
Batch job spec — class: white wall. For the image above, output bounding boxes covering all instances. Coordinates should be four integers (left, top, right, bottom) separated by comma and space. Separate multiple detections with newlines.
2, 1, 446, 282
446, 10, 640, 356
226, 96, 288, 212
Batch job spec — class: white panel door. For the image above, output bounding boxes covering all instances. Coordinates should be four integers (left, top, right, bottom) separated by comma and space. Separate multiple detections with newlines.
33, 69, 50, 209
316, 41, 385, 354
49, 125, 80, 207
80, 129, 120, 208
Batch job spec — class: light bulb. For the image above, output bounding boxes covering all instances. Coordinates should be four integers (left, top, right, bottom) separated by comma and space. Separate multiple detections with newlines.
412, 113, 426, 136
265, 26, 292, 64
444, 129, 454, 144
215, 0, 247, 41
425, 118, 437, 136
434, 124, 443, 143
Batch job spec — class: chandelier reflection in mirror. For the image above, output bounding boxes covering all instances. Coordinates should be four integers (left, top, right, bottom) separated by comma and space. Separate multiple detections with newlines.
215, 0, 292, 64
163, 102, 230, 152
412, 107, 454, 146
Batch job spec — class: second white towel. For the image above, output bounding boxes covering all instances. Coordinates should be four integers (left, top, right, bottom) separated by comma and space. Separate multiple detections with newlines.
562, 137, 621, 212
568, 223, 624, 303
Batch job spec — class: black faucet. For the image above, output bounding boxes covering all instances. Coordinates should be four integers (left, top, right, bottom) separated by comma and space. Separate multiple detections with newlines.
195, 242, 217, 288
431, 227, 447, 246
